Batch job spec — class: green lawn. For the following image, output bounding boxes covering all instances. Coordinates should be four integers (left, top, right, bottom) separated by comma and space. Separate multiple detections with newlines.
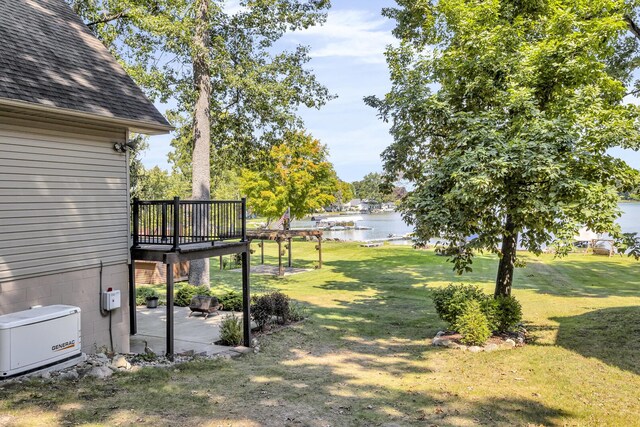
1, 241, 639, 426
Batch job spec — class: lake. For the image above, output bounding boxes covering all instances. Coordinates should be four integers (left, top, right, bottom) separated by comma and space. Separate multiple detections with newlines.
291, 202, 640, 242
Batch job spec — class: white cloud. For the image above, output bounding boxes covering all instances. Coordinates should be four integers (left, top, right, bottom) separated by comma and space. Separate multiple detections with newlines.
294, 10, 395, 64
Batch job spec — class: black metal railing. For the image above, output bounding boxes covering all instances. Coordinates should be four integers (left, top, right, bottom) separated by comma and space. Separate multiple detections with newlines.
132, 197, 246, 250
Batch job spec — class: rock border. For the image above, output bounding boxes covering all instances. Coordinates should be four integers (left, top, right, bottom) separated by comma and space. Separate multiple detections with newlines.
2, 339, 260, 385
431, 329, 526, 352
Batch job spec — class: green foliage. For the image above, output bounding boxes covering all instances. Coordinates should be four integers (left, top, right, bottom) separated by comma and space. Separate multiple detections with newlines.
241, 132, 338, 222
136, 287, 158, 306
616, 232, 640, 260
432, 284, 523, 333
250, 292, 300, 329
352, 172, 406, 204
287, 301, 308, 322
251, 294, 275, 331
219, 314, 243, 346
456, 301, 492, 346
70, 0, 333, 200
368, 0, 640, 294
431, 284, 488, 329
352, 172, 383, 202
333, 180, 355, 209
135, 166, 191, 200
219, 291, 243, 312
270, 292, 290, 325
174, 285, 211, 307
492, 296, 523, 333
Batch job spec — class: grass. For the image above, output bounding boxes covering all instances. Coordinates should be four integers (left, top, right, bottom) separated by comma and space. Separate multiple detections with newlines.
1, 241, 640, 426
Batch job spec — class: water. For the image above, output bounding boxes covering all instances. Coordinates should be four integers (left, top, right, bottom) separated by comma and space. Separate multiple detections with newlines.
291, 203, 640, 242
291, 212, 413, 241
618, 202, 640, 233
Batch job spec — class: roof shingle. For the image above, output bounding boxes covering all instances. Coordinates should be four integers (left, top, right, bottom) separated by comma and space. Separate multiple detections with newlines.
0, 0, 171, 132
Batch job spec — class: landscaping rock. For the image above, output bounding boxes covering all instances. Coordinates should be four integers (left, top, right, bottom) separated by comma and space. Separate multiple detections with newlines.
504, 339, 516, 348
484, 343, 499, 352
468, 346, 483, 353
59, 370, 79, 381
87, 366, 113, 379
111, 355, 131, 370
443, 341, 461, 349
435, 331, 446, 338
432, 337, 450, 347
232, 346, 252, 355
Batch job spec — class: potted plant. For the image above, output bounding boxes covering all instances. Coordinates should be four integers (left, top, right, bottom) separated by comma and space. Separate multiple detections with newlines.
146, 290, 159, 309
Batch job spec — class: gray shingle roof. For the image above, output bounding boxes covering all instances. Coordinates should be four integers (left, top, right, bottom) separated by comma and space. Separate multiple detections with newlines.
0, 0, 171, 133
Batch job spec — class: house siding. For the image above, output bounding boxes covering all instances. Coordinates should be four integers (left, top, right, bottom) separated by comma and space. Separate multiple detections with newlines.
0, 113, 131, 352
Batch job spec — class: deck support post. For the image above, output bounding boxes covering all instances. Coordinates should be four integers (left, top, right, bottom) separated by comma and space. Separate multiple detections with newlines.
277, 239, 284, 276
287, 237, 292, 268
241, 249, 251, 347
128, 260, 137, 335
166, 262, 175, 360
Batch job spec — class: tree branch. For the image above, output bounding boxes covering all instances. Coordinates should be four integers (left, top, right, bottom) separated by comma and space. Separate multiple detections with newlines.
87, 11, 128, 27
624, 14, 640, 41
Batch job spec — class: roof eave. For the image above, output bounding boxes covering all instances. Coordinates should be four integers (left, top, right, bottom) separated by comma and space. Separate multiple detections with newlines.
0, 97, 173, 135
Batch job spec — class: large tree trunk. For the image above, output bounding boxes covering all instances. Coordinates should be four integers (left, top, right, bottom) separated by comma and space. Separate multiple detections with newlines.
495, 214, 518, 297
189, 0, 211, 287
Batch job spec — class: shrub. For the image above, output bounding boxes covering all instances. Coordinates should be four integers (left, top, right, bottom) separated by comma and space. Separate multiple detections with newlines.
251, 294, 275, 330
219, 314, 243, 346
174, 284, 211, 307
288, 301, 307, 322
493, 295, 523, 332
431, 284, 489, 329
456, 300, 491, 346
218, 291, 243, 312
136, 287, 158, 306
270, 291, 290, 324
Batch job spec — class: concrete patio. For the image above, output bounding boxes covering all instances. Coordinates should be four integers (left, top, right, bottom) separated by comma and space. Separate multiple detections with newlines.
130, 306, 242, 357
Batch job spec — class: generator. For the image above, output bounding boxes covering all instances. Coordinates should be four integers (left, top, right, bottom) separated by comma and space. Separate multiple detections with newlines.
0, 305, 81, 378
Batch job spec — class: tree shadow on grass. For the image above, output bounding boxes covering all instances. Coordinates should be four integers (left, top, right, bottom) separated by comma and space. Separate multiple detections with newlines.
515, 257, 640, 298
551, 306, 640, 375
0, 339, 571, 427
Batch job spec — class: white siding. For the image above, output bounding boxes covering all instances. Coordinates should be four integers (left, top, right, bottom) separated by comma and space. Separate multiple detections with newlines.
0, 115, 129, 282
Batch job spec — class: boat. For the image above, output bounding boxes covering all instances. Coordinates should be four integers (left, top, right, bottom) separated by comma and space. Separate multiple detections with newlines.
316, 215, 364, 230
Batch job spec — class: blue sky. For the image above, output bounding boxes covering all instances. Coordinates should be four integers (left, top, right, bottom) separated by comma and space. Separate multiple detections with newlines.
142, 0, 640, 183
143, 0, 397, 183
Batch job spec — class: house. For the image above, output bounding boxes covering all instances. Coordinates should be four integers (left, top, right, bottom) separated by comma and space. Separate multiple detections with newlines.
345, 199, 381, 213
1, 0, 253, 359
0, 0, 171, 353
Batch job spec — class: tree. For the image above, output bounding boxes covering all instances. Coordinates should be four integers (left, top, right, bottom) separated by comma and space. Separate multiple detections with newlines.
367, 0, 640, 297
352, 172, 385, 202
240, 132, 338, 223
70, 0, 332, 286
333, 180, 355, 210
135, 166, 191, 200
352, 172, 405, 203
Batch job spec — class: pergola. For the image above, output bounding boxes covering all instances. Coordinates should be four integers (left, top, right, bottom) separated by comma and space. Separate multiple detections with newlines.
246, 229, 323, 276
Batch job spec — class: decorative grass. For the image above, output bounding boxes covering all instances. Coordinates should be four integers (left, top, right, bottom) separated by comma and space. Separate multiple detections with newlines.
1, 241, 639, 426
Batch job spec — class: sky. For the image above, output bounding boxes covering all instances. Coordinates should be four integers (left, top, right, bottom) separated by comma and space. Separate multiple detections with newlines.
142, 0, 398, 183
141, 0, 640, 183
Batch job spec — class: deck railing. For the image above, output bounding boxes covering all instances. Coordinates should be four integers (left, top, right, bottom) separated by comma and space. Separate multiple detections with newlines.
132, 197, 246, 250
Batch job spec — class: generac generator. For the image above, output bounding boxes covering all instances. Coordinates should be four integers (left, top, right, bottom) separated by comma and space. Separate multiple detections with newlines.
0, 305, 81, 378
